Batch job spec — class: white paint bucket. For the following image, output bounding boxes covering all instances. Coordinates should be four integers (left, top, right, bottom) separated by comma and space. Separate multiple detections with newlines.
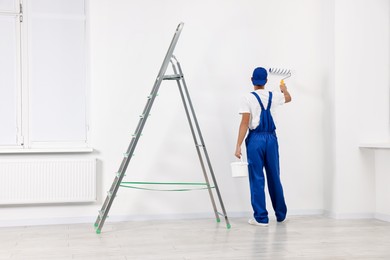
231, 158, 248, 178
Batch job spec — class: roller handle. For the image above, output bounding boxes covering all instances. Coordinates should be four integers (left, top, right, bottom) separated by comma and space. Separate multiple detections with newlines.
280, 80, 287, 93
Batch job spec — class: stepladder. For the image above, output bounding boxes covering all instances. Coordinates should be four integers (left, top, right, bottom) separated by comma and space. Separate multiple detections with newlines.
94, 23, 230, 234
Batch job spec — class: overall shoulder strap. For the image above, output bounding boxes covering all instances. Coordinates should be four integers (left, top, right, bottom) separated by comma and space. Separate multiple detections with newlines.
251, 92, 265, 110
267, 92, 273, 110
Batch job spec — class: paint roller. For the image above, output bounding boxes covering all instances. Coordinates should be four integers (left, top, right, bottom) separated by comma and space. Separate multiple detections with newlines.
268, 68, 291, 85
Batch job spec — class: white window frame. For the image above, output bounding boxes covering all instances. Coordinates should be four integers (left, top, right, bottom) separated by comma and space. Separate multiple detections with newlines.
0, 0, 91, 153
0, 0, 23, 150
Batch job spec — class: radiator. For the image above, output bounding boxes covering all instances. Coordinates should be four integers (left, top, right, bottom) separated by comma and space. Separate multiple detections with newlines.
0, 159, 96, 205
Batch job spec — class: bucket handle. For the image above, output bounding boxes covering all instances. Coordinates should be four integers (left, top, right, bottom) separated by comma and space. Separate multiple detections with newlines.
239, 156, 246, 164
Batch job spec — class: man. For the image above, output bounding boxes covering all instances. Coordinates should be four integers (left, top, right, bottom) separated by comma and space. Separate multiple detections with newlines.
235, 67, 291, 226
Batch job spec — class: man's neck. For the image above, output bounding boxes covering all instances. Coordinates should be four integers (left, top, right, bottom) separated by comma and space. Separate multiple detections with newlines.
254, 85, 265, 90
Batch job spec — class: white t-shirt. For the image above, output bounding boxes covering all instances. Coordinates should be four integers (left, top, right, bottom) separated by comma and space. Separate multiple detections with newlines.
239, 89, 285, 130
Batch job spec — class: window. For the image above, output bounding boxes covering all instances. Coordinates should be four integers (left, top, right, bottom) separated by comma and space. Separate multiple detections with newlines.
0, 0, 89, 152
0, 0, 20, 147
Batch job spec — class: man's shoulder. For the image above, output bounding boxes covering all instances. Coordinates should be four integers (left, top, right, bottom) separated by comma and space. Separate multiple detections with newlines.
241, 92, 256, 100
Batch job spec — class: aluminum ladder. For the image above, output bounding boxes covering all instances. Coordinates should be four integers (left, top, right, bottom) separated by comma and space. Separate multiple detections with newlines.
94, 23, 230, 234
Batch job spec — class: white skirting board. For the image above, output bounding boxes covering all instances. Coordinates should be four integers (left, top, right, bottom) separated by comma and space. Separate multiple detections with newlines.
0, 210, 325, 227
0, 159, 96, 205
323, 210, 375, 219
1, 210, 389, 228
375, 213, 390, 222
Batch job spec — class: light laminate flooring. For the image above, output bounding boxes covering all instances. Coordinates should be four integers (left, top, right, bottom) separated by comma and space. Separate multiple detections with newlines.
1, 216, 390, 259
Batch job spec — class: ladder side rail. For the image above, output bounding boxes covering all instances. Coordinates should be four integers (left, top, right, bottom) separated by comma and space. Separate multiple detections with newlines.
131, 98, 154, 138
174, 59, 230, 226
94, 23, 185, 233
120, 22, 185, 174
170, 60, 220, 221
125, 22, 184, 158
126, 81, 161, 156
94, 80, 161, 229
94, 67, 170, 232
95, 149, 132, 222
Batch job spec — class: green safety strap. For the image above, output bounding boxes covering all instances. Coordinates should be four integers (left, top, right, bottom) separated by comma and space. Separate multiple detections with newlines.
120, 181, 215, 192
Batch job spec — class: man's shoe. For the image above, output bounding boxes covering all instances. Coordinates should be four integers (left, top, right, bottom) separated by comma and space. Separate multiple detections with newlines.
248, 218, 268, 226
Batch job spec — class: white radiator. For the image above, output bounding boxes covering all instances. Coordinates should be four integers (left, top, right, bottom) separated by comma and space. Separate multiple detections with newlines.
0, 159, 96, 205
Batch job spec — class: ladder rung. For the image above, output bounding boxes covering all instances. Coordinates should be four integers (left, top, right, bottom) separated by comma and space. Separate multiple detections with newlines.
116, 172, 126, 178
163, 74, 182, 80
147, 94, 158, 99
139, 114, 151, 119
107, 191, 117, 199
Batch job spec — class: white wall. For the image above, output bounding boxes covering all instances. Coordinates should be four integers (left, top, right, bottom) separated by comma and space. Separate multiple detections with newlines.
375, 150, 390, 221
2, 0, 390, 226
88, 0, 330, 220
329, 0, 390, 218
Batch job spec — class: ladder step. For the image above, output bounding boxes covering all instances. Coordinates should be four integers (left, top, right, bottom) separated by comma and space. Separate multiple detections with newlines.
116, 172, 126, 178
139, 114, 151, 119
163, 74, 182, 80
107, 191, 116, 198
147, 94, 158, 99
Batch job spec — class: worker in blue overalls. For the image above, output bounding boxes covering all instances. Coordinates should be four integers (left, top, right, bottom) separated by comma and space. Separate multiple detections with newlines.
235, 67, 292, 226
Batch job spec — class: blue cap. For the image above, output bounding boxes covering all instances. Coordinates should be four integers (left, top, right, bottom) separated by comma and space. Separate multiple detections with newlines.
251, 67, 268, 86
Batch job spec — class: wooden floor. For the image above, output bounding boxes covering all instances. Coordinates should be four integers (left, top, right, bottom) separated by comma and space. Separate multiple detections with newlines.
1, 216, 390, 259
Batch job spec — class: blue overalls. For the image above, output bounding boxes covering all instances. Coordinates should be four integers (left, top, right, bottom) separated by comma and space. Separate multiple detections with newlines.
245, 91, 287, 224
